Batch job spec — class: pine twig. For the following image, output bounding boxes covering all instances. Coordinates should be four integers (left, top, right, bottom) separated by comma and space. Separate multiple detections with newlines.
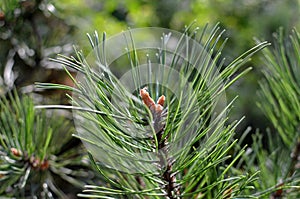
140, 88, 180, 198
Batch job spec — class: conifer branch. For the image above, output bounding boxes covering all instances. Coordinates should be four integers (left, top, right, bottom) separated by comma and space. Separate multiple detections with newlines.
41, 24, 270, 198
140, 87, 180, 198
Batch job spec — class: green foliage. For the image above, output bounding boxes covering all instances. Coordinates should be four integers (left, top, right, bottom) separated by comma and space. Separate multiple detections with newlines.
54, 0, 298, 140
234, 29, 300, 198
40, 24, 269, 198
0, 91, 94, 198
258, 28, 300, 148
243, 131, 300, 198
257, 28, 300, 197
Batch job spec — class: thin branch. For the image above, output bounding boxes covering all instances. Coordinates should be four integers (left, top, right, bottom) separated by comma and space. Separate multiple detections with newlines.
140, 88, 180, 198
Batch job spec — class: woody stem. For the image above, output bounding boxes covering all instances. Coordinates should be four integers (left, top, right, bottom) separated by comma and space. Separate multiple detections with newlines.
156, 128, 180, 199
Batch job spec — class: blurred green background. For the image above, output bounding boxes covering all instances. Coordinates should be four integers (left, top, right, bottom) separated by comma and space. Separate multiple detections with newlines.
0, 0, 299, 139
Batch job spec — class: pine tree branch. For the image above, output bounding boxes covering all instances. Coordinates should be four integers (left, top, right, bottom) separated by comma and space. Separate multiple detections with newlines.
140, 87, 180, 198
46, 25, 270, 198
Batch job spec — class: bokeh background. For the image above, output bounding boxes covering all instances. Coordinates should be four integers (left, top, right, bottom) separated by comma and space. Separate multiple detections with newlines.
0, 0, 299, 155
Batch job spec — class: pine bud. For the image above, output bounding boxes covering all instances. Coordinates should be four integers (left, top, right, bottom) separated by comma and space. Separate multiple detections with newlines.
10, 148, 22, 157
